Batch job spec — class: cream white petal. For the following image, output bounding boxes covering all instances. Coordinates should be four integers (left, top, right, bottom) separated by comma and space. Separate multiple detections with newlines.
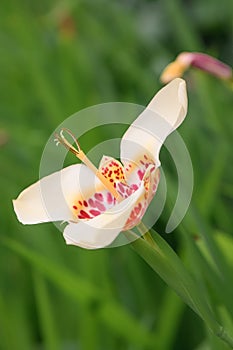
13, 164, 104, 224
120, 78, 188, 174
63, 182, 145, 249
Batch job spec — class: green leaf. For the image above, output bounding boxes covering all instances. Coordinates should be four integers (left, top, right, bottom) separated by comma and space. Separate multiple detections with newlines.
33, 271, 60, 350
2, 237, 155, 347
129, 230, 221, 333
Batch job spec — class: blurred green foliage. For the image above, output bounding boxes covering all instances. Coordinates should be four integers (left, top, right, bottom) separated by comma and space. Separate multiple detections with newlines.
0, 0, 233, 349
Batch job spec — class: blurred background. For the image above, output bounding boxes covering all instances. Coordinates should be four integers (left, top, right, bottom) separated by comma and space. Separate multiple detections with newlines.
0, 0, 233, 349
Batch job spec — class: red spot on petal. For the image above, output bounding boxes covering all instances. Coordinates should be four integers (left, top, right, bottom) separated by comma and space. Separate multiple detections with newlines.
73, 205, 78, 210
83, 200, 88, 207
110, 179, 114, 182
80, 210, 91, 219
78, 201, 82, 205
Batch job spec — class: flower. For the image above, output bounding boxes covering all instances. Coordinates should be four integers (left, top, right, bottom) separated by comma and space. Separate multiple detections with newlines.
160, 52, 232, 84
13, 78, 187, 249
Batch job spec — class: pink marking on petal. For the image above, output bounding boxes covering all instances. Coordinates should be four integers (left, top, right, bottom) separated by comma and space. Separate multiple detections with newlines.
131, 184, 139, 191
138, 170, 145, 181
90, 209, 101, 217
107, 192, 113, 204
150, 166, 156, 172
88, 198, 96, 207
135, 205, 141, 215
130, 211, 137, 220
118, 183, 125, 193
95, 201, 106, 212
94, 193, 103, 201
126, 188, 131, 196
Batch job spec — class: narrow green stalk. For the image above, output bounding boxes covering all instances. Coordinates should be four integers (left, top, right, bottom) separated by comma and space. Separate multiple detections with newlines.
217, 328, 233, 348
33, 271, 59, 350
128, 227, 233, 349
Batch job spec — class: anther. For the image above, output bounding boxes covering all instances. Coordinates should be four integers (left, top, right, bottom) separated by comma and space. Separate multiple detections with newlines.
54, 128, 81, 156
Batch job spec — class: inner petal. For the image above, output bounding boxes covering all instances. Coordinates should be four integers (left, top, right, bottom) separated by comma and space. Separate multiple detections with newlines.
99, 155, 132, 199
124, 165, 160, 230
99, 156, 126, 183
72, 189, 116, 220
123, 153, 156, 188
72, 156, 136, 220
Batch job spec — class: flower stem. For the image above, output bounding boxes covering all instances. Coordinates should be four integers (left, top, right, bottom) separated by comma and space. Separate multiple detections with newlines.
128, 226, 233, 349
138, 221, 158, 249
217, 328, 233, 348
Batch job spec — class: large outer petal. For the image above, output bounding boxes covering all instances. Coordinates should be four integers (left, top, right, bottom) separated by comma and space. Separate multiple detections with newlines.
63, 182, 145, 249
13, 164, 104, 224
120, 78, 187, 183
